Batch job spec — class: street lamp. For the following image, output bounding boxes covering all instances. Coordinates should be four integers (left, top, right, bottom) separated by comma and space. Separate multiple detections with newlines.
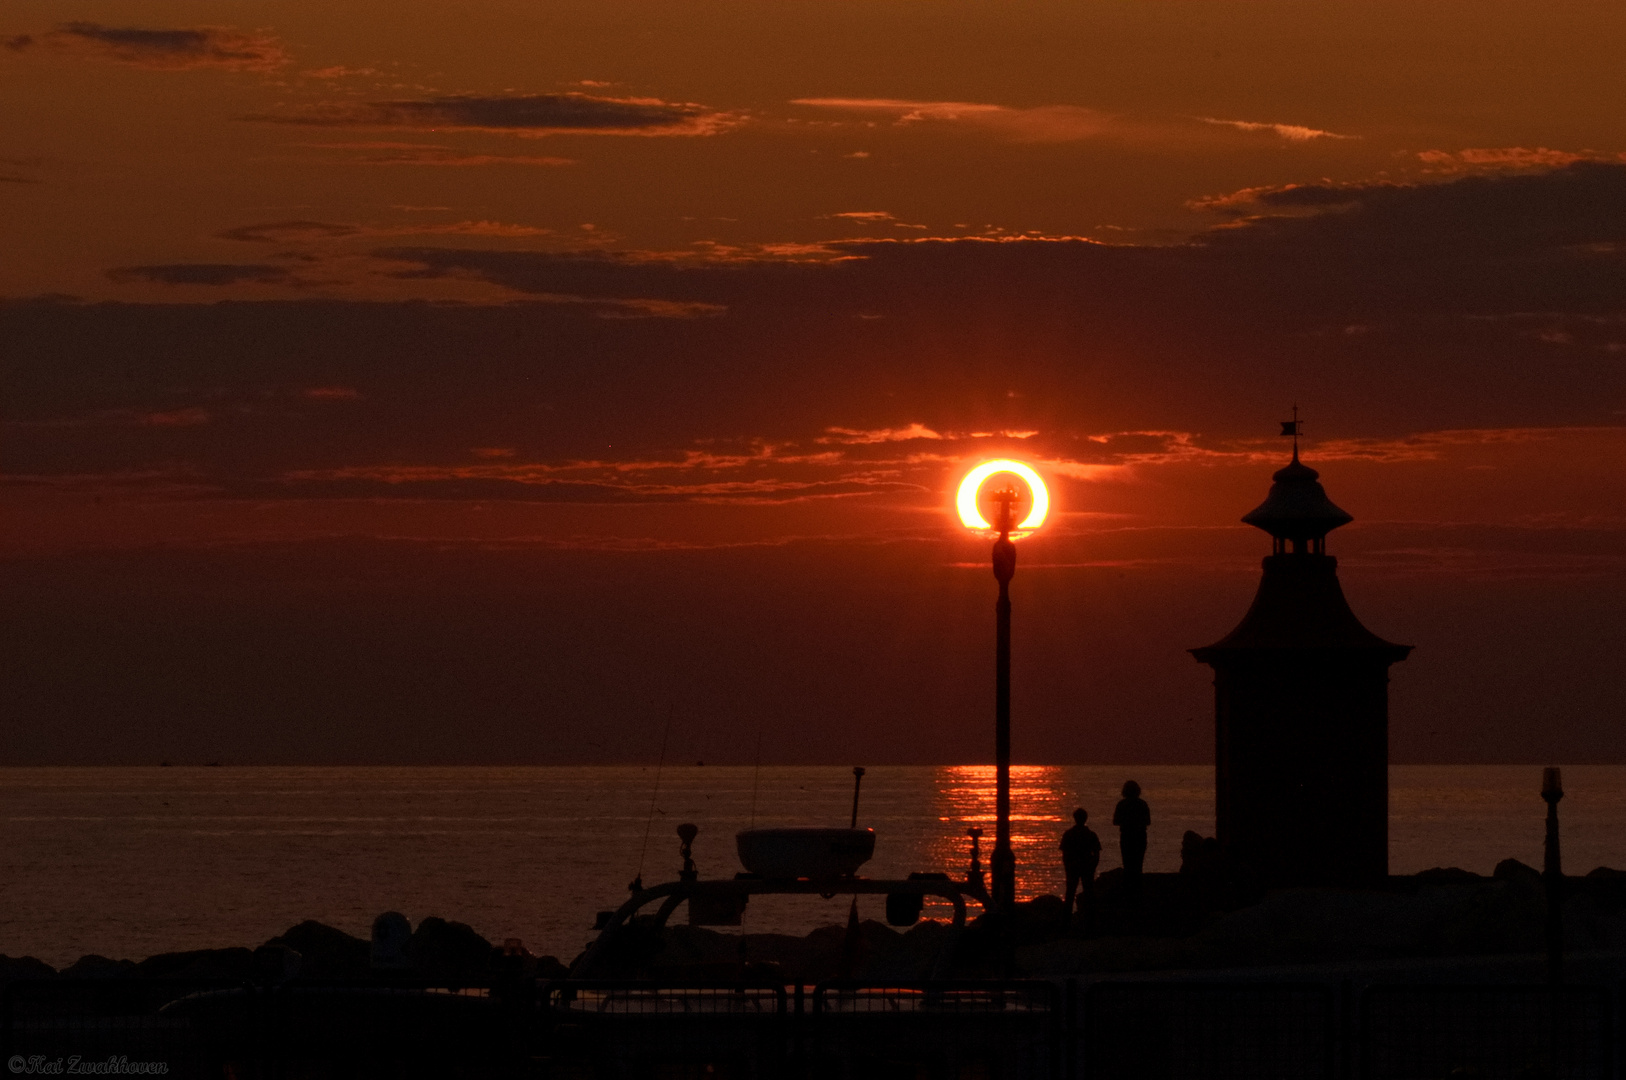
956, 459, 1050, 910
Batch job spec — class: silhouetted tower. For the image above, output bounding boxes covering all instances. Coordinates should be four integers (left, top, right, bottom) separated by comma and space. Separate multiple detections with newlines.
1190, 446, 1410, 887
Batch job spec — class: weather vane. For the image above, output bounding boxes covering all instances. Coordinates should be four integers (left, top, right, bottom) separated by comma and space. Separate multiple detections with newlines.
1280, 405, 1302, 454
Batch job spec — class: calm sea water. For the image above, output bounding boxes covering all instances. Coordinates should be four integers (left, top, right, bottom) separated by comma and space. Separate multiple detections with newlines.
5, 765, 1626, 969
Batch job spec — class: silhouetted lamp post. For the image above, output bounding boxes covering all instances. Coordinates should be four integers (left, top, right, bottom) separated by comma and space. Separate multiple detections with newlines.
957, 460, 1050, 911
1542, 766, 1565, 1074
1542, 767, 1564, 985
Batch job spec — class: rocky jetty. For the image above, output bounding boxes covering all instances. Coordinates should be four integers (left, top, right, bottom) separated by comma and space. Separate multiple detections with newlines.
0, 914, 568, 986
580, 858, 1626, 980
7, 858, 1626, 984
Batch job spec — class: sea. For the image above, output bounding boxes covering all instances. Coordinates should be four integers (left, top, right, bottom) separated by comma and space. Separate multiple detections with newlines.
5, 764, 1626, 970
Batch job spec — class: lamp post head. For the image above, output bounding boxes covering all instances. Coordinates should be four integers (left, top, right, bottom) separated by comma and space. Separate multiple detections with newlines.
989, 485, 1021, 535
957, 460, 1050, 539
1542, 766, 1564, 804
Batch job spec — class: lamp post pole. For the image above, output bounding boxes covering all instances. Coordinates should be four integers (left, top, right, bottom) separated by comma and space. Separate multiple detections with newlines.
990, 488, 1019, 911
1542, 766, 1564, 1075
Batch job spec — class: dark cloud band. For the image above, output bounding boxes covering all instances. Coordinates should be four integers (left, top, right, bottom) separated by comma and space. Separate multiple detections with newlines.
107, 263, 293, 286
12, 22, 289, 70
245, 93, 730, 136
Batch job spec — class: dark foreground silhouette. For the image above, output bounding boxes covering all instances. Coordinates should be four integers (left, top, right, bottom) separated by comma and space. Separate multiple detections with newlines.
9, 861, 1626, 1078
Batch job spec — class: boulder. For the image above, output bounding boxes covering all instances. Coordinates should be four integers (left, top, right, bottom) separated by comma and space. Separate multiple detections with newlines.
1016, 895, 1070, 943
408, 916, 494, 982
0, 955, 56, 983
265, 921, 369, 979
1413, 867, 1482, 886
1494, 858, 1542, 886
135, 947, 257, 980
61, 954, 138, 979
371, 912, 412, 971
254, 943, 303, 983
862, 920, 959, 980
1179, 832, 1223, 877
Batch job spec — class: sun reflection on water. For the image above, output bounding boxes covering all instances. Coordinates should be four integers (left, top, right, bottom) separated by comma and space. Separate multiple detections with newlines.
929, 764, 1075, 902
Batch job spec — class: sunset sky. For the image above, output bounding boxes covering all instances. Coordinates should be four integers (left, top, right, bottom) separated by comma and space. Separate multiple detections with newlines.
4, 1, 1624, 766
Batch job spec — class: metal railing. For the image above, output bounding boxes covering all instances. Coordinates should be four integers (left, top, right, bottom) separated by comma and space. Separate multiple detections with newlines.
547, 980, 787, 1016
812, 980, 1062, 1080
1361, 984, 1612, 1080
7, 975, 1624, 1079
1080, 982, 1335, 1080
542, 981, 789, 1078
2, 978, 528, 1077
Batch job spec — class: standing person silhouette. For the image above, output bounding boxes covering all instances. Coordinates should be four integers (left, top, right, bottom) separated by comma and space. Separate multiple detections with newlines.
1060, 808, 1102, 917
1112, 781, 1151, 887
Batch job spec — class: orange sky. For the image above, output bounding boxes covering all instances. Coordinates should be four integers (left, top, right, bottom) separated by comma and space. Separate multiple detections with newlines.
3, 1, 1624, 764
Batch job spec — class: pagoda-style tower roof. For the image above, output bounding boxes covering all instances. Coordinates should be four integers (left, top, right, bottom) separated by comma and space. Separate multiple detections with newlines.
1192, 450, 1410, 660
1240, 448, 1353, 544
1190, 554, 1411, 656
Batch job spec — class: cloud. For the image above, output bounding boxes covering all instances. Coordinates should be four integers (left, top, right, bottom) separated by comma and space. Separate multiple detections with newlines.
246, 93, 733, 137
795, 100, 1358, 146
792, 98, 1113, 142
337, 146, 576, 167
821, 424, 946, 444
827, 210, 927, 230
1305, 427, 1595, 464
1187, 181, 1374, 214
371, 246, 737, 303
292, 141, 576, 167
216, 221, 359, 243
300, 65, 377, 80
816, 425, 1040, 447
1416, 147, 1608, 173
218, 219, 552, 243
271, 458, 917, 505
1199, 117, 1356, 141
140, 407, 210, 427
1198, 163, 1626, 283
407, 221, 553, 238
13, 162, 1624, 516
106, 263, 294, 286
14, 23, 288, 71
368, 163, 1626, 325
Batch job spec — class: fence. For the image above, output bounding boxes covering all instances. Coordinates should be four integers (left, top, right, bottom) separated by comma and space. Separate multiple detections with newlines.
1362, 985, 1611, 1080
545, 981, 789, 1078
2, 979, 523, 1079
4, 977, 1623, 1079
812, 980, 1061, 1080
1082, 982, 1335, 1080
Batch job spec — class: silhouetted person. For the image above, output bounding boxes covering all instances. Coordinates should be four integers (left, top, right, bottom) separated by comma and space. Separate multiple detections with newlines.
1060, 808, 1102, 916
1113, 781, 1151, 885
